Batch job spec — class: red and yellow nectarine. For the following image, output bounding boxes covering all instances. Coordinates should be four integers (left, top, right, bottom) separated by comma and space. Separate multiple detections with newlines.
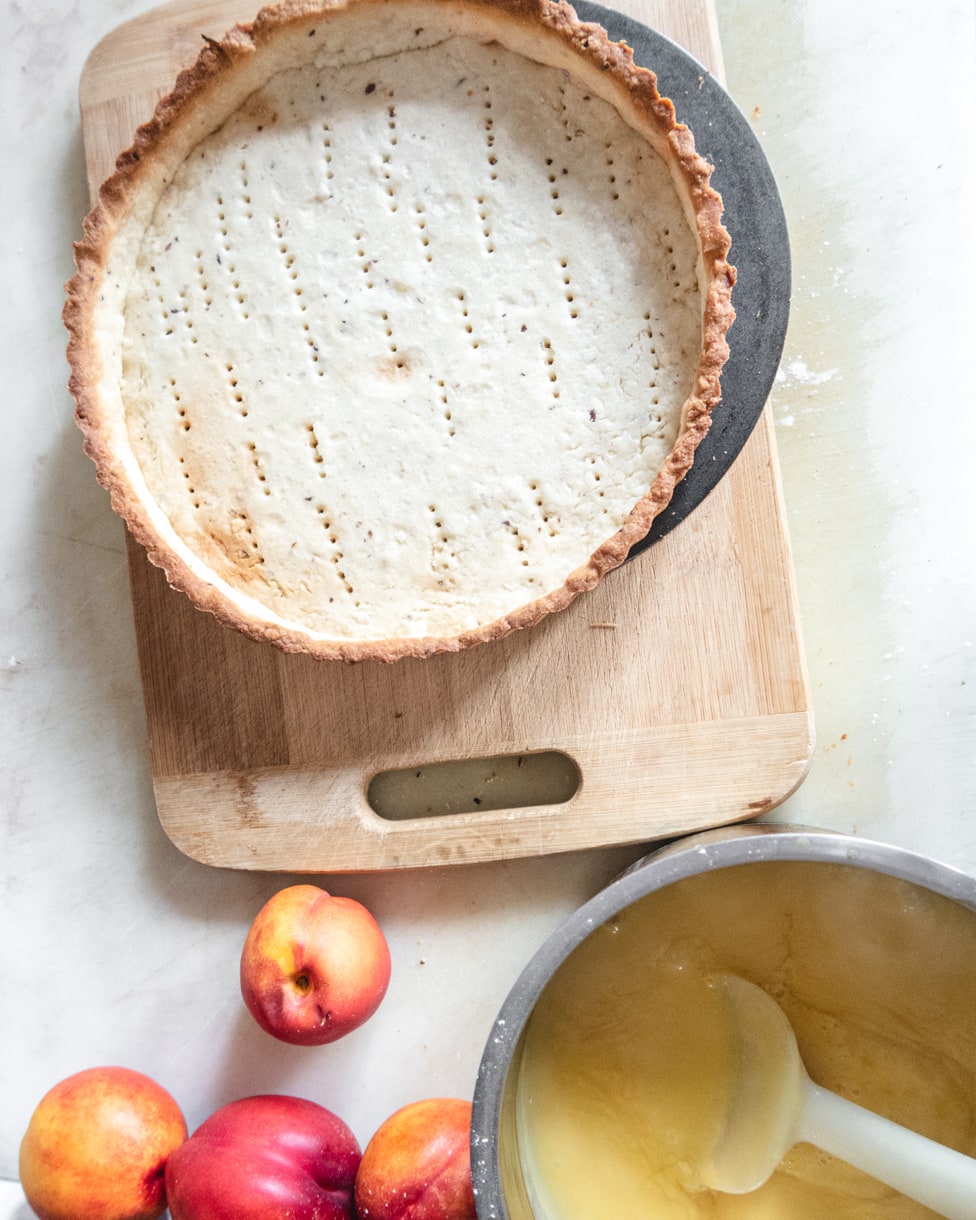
355, 1097, 477, 1220
18, 1065, 187, 1220
240, 884, 391, 1046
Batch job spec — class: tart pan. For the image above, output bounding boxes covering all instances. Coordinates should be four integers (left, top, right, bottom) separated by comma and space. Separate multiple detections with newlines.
570, 1, 793, 554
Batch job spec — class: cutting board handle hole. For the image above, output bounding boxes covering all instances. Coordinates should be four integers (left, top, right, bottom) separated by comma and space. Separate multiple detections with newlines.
366, 750, 579, 821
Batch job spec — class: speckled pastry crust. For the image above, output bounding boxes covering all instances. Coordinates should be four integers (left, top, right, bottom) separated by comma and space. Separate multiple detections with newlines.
65, 0, 735, 662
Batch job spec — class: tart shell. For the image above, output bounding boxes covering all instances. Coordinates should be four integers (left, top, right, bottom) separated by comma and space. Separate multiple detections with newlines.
65, 0, 736, 663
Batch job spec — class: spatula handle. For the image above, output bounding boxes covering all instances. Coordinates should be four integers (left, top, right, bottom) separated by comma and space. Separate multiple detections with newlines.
798, 1082, 976, 1220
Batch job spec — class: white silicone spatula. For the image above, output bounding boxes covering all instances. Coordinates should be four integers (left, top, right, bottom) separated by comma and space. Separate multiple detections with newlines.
696, 974, 976, 1220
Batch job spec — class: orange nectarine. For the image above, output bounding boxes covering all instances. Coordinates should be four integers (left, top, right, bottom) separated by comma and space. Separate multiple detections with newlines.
19, 1065, 187, 1220
355, 1098, 477, 1220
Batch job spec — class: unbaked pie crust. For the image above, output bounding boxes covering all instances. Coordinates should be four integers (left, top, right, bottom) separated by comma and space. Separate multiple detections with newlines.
66, 0, 735, 662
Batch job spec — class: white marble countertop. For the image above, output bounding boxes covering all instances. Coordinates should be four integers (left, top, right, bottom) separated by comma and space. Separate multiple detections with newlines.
1, 0, 974, 1213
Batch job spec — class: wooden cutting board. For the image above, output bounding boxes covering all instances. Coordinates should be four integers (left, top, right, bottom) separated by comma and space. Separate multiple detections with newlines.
77, 0, 813, 871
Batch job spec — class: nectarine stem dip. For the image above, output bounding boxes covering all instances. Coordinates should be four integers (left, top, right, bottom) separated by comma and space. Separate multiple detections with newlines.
513, 861, 976, 1218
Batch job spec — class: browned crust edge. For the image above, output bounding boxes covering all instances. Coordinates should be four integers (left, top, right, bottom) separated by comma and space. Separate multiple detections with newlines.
65, 0, 736, 665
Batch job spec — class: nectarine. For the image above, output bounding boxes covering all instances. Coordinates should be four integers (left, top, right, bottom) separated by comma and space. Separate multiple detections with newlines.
355, 1098, 477, 1219
165, 1094, 361, 1219
18, 1065, 187, 1220
240, 884, 391, 1046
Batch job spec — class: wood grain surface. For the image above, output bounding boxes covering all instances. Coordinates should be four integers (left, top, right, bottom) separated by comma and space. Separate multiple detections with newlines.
77, 0, 813, 871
